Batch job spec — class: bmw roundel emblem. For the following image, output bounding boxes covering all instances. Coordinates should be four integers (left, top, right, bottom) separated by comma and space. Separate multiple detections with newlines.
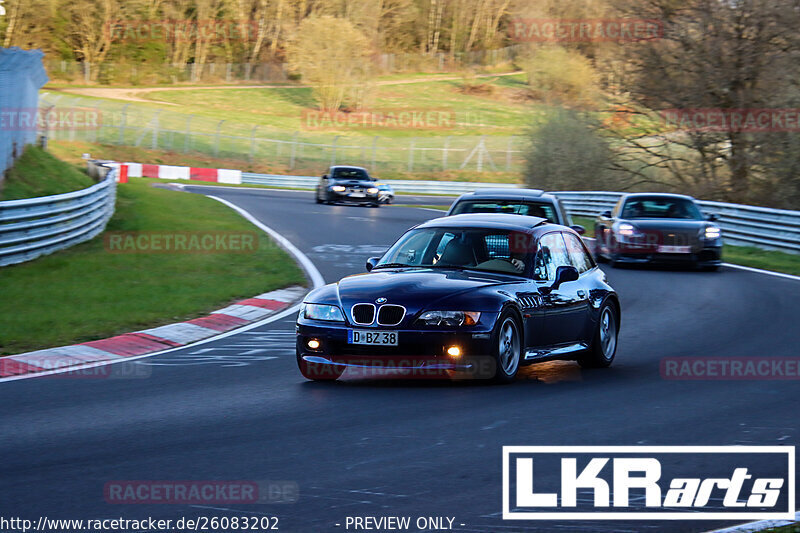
376, 297, 387, 304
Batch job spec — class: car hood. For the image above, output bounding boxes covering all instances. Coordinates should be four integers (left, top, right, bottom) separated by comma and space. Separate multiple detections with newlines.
621, 219, 707, 231
334, 268, 519, 317
331, 179, 376, 187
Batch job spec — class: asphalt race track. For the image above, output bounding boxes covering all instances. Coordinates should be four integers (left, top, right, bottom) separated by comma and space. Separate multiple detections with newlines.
1, 187, 798, 533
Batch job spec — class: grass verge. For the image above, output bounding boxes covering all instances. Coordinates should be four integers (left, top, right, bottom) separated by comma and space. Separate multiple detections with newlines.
0, 145, 95, 200
0, 178, 305, 355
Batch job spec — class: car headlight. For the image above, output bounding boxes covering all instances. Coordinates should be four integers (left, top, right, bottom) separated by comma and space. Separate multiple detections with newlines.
367, 187, 379, 194
331, 185, 346, 192
416, 311, 480, 327
703, 225, 721, 240
301, 303, 345, 322
618, 223, 638, 236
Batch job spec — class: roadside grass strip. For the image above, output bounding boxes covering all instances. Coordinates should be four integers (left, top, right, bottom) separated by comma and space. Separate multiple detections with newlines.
0, 178, 305, 356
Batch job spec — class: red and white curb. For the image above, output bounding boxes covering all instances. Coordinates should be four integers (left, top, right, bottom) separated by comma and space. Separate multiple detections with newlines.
125, 163, 243, 184
0, 285, 306, 379
99, 161, 244, 185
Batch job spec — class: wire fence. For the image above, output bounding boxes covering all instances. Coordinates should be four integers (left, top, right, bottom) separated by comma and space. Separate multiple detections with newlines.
39, 93, 528, 176
0, 47, 49, 180
44, 45, 528, 85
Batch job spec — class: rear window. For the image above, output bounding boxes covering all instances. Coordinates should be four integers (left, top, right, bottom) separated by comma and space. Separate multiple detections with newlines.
450, 200, 558, 222
332, 168, 372, 181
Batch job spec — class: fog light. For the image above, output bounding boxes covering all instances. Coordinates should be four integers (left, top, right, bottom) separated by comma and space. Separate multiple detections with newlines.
307, 339, 321, 350
447, 346, 461, 357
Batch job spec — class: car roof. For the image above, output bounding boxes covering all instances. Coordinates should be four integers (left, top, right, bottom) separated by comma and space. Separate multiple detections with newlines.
416, 213, 549, 231
457, 188, 548, 200
330, 165, 368, 172
621, 192, 697, 202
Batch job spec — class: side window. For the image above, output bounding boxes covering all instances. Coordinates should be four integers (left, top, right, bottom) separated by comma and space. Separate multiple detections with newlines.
534, 233, 570, 281
564, 233, 594, 273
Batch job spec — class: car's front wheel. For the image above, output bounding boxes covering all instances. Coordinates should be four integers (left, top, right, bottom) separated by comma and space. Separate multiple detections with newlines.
297, 354, 344, 381
579, 302, 619, 368
492, 311, 522, 383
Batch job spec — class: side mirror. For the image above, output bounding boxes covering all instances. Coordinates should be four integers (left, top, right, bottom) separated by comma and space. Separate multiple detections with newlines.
366, 257, 380, 272
707, 213, 719, 222
601, 210, 612, 218
570, 225, 586, 235
545, 265, 579, 293
322, 174, 329, 179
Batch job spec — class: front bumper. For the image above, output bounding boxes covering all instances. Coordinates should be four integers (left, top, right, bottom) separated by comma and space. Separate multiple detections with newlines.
330, 190, 379, 203
613, 242, 722, 266
296, 320, 496, 372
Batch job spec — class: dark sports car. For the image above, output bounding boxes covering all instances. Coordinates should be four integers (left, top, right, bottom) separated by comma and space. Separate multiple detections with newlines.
315, 165, 381, 207
296, 214, 621, 382
593, 193, 722, 270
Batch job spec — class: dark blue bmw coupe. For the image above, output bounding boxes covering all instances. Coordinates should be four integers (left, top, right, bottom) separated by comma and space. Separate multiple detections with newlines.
296, 214, 621, 382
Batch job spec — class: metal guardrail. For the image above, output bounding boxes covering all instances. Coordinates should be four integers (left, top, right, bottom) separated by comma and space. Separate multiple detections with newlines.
0, 168, 118, 266
241, 173, 799, 252
241, 172, 518, 195
553, 191, 800, 253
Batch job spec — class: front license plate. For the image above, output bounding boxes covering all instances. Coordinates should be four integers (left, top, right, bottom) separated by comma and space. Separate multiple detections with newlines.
658, 245, 691, 253
348, 330, 398, 346
349, 193, 365, 198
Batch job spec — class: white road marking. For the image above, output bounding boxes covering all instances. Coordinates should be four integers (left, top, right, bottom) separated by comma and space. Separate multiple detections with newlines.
721, 262, 800, 282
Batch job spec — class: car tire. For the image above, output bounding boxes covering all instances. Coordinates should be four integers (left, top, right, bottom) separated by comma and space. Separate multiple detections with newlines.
315, 190, 322, 204
700, 264, 719, 272
491, 311, 522, 383
297, 354, 344, 381
371, 202, 380, 208
578, 301, 619, 368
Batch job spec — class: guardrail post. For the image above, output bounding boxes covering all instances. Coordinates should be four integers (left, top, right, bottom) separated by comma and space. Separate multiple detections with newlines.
119, 164, 129, 183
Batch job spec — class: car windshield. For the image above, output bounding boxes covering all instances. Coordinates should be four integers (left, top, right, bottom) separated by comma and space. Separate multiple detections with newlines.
620, 197, 704, 220
450, 200, 558, 222
332, 168, 372, 181
376, 227, 533, 275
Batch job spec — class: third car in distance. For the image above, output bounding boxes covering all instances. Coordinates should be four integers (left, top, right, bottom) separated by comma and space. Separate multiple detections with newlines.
594, 193, 722, 270
316, 165, 391, 207
296, 214, 620, 382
